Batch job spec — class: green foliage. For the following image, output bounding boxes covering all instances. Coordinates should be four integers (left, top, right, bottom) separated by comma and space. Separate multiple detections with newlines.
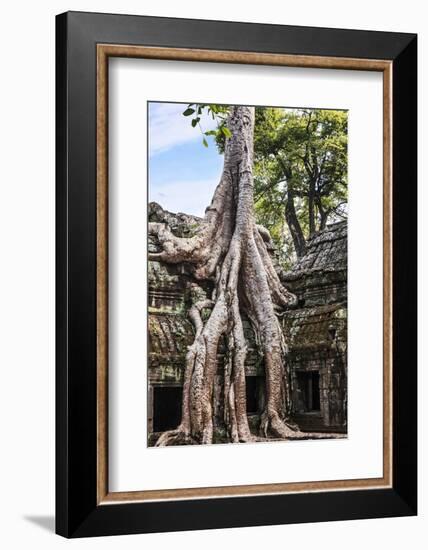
182, 103, 230, 148
253, 107, 348, 266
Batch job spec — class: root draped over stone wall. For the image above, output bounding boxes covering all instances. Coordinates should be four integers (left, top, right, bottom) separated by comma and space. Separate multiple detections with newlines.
150, 106, 305, 446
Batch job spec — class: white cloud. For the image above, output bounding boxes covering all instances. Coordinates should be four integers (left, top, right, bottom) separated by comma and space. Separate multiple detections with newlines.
149, 103, 218, 156
149, 178, 220, 217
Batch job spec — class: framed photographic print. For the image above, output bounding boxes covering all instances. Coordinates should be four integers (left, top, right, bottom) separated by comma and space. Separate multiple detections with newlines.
56, 11, 417, 538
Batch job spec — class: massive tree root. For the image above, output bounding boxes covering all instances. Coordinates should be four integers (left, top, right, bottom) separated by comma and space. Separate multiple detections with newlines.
152, 106, 301, 446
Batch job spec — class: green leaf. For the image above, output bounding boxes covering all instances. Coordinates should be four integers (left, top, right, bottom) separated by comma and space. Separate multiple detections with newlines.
202, 137, 208, 147
204, 130, 217, 136
191, 118, 200, 127
183, 108, 195, 116
222, 126, 232, 138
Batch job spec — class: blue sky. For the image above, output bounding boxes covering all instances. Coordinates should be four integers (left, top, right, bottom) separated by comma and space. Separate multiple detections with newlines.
148, 102, 224, 217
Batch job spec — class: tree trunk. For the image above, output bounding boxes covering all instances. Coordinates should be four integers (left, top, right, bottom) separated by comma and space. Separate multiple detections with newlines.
308, 178, 316, 236
316, 195, 328, 230
285, 187, 306, 258
150, 106, 301, 446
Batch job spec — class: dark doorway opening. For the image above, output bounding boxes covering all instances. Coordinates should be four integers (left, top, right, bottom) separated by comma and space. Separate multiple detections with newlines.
153, 386, 182, 432
245, 376, 260, 414
296, 371, 320, 412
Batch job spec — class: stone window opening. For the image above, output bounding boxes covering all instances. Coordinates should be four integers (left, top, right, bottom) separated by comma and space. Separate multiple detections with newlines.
245, 376, 263, 414
153, 385, 183, 432
296, 371, 321, 412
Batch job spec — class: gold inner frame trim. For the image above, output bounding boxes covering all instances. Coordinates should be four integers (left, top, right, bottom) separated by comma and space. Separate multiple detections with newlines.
96, 43, 393, 505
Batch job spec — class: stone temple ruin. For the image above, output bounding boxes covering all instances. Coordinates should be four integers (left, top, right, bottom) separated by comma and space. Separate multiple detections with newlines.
147, 202, 347, 445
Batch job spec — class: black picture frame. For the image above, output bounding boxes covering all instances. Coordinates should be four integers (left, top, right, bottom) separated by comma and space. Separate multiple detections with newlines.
56, 10, 417, 538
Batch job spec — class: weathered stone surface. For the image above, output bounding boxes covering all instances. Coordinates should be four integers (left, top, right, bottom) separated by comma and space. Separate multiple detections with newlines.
281, 221, 347, 431
282, 221, 347, 307
147, 203, 347, 441
286, 221, 347, 274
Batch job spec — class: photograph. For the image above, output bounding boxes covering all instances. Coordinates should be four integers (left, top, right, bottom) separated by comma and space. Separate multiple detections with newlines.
147, 101, 348, 446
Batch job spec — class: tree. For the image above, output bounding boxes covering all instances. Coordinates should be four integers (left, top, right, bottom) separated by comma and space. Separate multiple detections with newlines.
149, 106, 300, 446
253, 108, 348, 260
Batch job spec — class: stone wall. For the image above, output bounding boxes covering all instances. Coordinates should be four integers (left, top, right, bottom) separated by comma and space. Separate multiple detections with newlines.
282, 222, 348, 432
147, 203, 347, 444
